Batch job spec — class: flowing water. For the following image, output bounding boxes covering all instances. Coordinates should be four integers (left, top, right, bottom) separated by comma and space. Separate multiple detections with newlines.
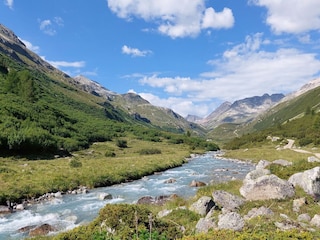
0, 152, 254, 239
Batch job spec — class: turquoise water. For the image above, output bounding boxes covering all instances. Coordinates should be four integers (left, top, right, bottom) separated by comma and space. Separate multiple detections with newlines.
0, 152, 254, 239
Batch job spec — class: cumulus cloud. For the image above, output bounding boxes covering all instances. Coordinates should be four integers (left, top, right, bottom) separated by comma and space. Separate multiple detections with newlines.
122, 45, 152, 57
5, 0, 13, 9
250, 0, 320, 34
138, 33, 320, 117
39, 17, 64, 35
20, 38, 40, 53
107, 0, 234, 38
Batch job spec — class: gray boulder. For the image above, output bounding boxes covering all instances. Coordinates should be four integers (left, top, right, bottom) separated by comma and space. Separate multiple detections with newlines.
310, 214, 320, 228
218, 212, 244, 231
244, 206, 274, 220
189, 196, 215, 216
255, 160, 271, 170
240, 172, 295, 200
98, 193, 113, 200
308, 156, 320, 163
289, 167, 320, 196
195, 217, 216, 233
189, 180, 206, 187
297, 213, 311, 222
212, 190, 245, 211
273, 159, 292, 166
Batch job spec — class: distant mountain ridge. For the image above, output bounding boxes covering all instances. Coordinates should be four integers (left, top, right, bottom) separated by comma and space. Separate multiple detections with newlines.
188, 93, 285, 129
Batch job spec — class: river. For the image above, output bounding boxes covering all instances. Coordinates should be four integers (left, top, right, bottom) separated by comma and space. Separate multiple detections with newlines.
0, 152, 254, 239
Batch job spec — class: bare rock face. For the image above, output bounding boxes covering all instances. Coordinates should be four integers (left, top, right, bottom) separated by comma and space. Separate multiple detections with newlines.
212, 190, 245, 211
189, 196, 215, 216
218, 212, 244, 231
240, 170, 295, 201
288, 166, 320, 196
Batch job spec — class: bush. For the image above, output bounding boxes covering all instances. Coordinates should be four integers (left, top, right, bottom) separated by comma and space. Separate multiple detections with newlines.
105, 150, 116, 157
69, 159, 82, 168
139, 148, 162, 155
116, 139, 128, 148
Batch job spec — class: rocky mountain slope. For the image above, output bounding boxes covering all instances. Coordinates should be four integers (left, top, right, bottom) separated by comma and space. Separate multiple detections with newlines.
0, 24, 204, 136
188, 93, 284, 130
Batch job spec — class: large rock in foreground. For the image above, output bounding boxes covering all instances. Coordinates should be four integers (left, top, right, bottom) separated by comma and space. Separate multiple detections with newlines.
288, 166, 320, 197
240, 170, 295, 201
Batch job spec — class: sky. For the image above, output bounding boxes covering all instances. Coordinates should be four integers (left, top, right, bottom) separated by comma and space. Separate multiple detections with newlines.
1, 0, 320, 118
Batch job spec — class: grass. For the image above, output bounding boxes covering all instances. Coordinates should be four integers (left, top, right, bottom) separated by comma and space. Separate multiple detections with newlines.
0, 137, 195, 204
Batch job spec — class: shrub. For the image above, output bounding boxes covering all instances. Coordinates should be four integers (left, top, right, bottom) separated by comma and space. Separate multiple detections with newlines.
116, 139, 128, 148
105, 150, 116, 157
139, 148, 162, 155
69, 159, 82, 168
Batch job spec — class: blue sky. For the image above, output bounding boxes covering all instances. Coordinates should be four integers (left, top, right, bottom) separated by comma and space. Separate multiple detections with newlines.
1, 0, 320, 117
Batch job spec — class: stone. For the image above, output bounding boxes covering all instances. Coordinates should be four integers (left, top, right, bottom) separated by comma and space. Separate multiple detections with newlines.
137, 195, 172, 205
297, 213, 311, 222
288, 166, 320, 196
189, 180, 206, 187
164, 178, 176, 184
98, 193, 113, 200
29, 224, 55, 237
244, 206, 274, 220
240, 172, 295, 201
293, 197, 307, 212
212, 190, 245, 211
310, 214, 320, 228
54, 191, 62, 198
218, 212, 244, 231
0, 205, 11, 214
273, 159, 292, 166
255, 160, 271, 170
15, 203, 25, 210
157, 209, 173, 218
189, 196, 215, 216
195, 217, 216, 233
274, 221, 297, 231
308, 156, 320, 163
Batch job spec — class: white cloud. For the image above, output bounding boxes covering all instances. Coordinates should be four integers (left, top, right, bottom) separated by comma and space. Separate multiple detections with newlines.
20, 38, 40, 53
5, 0, 13, 9
39, 17, 64, 36
107, 0, 234, 38
122, 45, 152, 57
48, 60, 86, 68
138, 33, 320, 117
250, 0, 320, 34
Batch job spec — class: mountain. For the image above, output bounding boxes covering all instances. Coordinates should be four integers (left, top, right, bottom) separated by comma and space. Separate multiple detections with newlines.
191, 93, 284, 130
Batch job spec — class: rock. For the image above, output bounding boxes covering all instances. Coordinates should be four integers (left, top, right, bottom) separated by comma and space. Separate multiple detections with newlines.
15, 203, 25, 210
54, 191, 62, 198
244, 206, 274, 220
274, 221, 297, 231
273, 159, 292, 166
212, 190, 245, 211
297, 213, 311, 222
0, 205, 11, 214
195, 217, 216, 233
29, 224, 55, 237
137, 195, 173, 205
164, 178, 176, 184
293, 197, 307, 212
255, 160, 271, 170
240, 172, 295, 201
189, 180, 206, 187
310, 214, 320, 228
308, 156, 320, 163
189, 196, 215, 216
18, 225, 36, 233
244, 169, 271, 181
218, 212, 244, 231
98, 193, 113, 200
157, 209, 173, 218
288, 166, 320, 196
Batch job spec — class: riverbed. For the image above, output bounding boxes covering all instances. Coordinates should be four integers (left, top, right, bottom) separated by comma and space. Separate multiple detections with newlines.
0, 152, 254, 239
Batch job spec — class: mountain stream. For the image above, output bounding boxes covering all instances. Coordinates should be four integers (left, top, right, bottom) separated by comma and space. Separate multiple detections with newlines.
0, 152, 254, 239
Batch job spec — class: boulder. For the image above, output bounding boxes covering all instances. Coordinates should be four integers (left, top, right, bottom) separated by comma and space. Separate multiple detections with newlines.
98, 193, 113, 200
0, 205, 11, 214
164, 178, 177, 184
308, 156, 320, 163
310, 214, 320, 228
273, 159, 292, 166
240, 172, 295, 200
288, 166, 320, 196
195, 217, 216, 233
15, 203, 25, 210
54, 191, 62, 198
218, 212, 244, 231
212, 190, 245, 211
293, 197, 307, 212
189, 180, 206, 187
189, 196, 215, 216
29, 224, 55, 237
137, 195, 173, 205
255, 160, 271, 170
297, 213, 311, 222
244, 206, 274, 220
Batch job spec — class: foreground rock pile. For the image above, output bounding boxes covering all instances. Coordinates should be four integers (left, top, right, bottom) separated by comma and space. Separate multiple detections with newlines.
158, 159, 320, 234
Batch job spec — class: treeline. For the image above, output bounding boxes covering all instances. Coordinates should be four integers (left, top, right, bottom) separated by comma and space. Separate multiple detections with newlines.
224, 110, 320, 150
